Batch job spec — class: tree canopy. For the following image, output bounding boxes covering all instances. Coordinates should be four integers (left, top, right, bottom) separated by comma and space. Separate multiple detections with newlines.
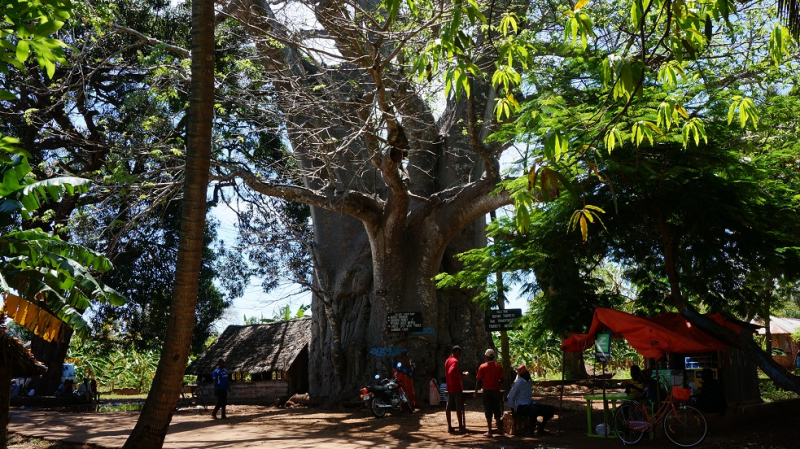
438, 0, 800, 387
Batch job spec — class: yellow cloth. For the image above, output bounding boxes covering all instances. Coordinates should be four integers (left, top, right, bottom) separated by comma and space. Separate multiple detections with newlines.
2, 293, 62, 342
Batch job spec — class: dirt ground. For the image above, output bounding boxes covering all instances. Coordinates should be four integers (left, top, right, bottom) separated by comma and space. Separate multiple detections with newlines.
8, 390, 800, 448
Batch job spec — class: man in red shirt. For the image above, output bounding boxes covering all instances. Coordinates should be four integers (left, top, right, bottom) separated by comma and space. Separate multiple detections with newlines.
444, 346, 467, 433
475, 348, 504, 437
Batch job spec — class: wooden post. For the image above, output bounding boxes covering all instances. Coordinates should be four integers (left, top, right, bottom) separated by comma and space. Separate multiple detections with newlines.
602, 361, 608, 438
490, 211, 513, 390
497, 280, 512, 391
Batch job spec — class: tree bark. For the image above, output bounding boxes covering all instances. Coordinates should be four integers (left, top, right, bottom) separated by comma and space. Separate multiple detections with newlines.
763, 290, 773, 356
29, 326, 71, 396
563, 351, 589, 380
123, 0, 215, 446
0, 364, 10, 449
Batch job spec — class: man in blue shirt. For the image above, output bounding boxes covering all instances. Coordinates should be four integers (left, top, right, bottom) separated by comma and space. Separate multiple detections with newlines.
507, 364, 555, 436
212, 359, 230, 419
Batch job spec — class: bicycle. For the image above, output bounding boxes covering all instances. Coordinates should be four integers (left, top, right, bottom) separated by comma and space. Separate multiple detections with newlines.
614, 384, 707, 447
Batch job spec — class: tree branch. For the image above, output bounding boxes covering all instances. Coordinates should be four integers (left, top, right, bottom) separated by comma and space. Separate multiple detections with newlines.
219, 169, 384, 224
111, 24, 190, 58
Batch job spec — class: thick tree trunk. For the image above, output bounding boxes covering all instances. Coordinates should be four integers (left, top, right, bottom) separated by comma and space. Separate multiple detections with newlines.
29, 327, 71, 396
563, 351, 589, 380
123, 0, 215, 447
308, 213, 491, 399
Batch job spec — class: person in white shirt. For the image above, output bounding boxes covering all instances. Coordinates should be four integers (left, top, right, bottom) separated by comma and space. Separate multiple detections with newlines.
77, 378, 93, 403
507, 364, 555, 436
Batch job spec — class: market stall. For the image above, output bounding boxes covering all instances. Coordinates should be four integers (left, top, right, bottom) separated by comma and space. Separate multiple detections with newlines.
560, 307, 759, 437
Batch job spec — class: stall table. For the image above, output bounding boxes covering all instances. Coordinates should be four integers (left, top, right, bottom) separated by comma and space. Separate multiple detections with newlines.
583, 392, 633, 438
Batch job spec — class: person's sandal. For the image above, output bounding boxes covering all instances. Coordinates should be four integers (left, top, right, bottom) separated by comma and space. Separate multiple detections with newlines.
447, 427, 456, 434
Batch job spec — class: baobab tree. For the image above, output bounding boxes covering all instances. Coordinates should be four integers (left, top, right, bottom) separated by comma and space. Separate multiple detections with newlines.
213, 0, 525, 396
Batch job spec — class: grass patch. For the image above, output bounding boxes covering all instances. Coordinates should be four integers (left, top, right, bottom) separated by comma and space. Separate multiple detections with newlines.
97, 392, 148, 400
757, 368, 800, 403
759, 379, 800, 402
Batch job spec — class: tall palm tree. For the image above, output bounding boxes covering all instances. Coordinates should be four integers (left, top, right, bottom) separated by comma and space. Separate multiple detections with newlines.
122, 0, 215, 446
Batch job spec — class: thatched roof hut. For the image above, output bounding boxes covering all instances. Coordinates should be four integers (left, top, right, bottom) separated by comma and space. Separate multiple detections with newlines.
188, 317, 311, 378
0, 332, 46, 377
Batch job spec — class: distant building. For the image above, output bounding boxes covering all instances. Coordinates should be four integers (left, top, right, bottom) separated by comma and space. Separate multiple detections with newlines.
187, 317, 311, 404
753, 316, 800, 368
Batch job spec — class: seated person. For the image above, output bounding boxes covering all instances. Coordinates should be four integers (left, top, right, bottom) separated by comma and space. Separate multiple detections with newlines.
10, 380, 20, 399
507, 365, 555, 435
27, 375, 40, 397
77, 378, 93, 403
54, 380, 70, 397
693, 369, 727, 415
626, 365, 658, 403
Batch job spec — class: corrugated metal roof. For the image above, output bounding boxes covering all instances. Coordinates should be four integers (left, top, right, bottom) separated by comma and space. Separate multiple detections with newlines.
754, 316, 800, 335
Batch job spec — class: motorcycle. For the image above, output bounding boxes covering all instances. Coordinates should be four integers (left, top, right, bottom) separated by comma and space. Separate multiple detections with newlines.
360, 373, 413, 418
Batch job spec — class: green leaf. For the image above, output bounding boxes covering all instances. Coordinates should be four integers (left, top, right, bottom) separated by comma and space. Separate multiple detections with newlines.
499, 13, 518, 35
35, 20, 65, 37
727, 99, 738, 125
574, 0, 591, 11
44, 58, 55, 78
16, 40, 30, 63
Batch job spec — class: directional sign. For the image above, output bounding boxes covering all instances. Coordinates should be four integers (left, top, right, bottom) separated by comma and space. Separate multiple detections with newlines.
484, 309, 522, 331
387, 312, 424, 332
595, 331, 612, 363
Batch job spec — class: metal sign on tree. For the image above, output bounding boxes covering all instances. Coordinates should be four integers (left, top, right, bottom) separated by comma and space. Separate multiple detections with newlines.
484, 309, 522, 331
387, 312, 423, 332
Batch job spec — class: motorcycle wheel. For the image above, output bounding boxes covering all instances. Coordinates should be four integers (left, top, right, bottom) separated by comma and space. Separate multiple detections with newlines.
398, 392, 414, 413
370, 396, 388, 418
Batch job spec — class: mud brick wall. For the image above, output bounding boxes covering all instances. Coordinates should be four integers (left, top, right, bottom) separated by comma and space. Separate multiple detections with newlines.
197, 380, 290, 405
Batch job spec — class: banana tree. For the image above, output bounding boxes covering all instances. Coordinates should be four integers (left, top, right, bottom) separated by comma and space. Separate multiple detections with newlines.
0, 152, 126, 447
0, 155, 126, 338
0, 3, 126, 447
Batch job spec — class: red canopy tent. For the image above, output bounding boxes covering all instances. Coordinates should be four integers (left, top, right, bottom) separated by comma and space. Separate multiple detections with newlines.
561, 308, 740, 359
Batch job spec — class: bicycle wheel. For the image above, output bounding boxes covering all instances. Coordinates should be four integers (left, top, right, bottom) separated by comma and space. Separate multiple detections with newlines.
663, 404, 707, 447
614, 402, 646, 445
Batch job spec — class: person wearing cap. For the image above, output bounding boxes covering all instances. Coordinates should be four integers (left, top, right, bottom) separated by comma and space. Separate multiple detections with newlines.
507, 364, 555, 436
475, 348, 505, 437
445, 345, 467, 433
212, 358, 230, 419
